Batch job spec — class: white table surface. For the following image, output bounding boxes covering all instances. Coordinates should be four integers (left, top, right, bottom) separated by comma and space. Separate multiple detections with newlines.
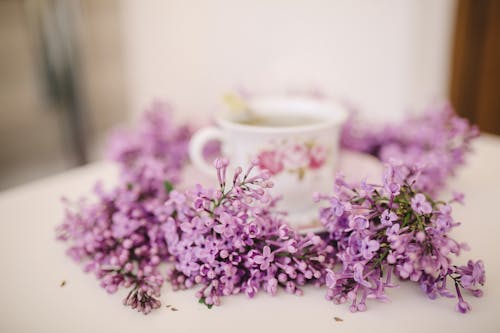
1, 136, 499, 333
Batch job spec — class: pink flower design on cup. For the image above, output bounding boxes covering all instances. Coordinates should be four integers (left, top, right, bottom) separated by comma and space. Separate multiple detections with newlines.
282, 144, 310, 170
256, 150, 284, 176
254, 140, 329, 180
308, 145, 327, 169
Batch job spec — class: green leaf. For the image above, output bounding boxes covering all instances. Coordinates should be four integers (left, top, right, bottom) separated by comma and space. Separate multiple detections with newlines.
164, 180, 174, 193
401, 213, 411, 228
198, 297, 213, 309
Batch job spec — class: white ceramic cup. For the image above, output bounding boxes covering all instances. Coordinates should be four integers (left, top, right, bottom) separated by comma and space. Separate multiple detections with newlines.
189, 96, 347, 228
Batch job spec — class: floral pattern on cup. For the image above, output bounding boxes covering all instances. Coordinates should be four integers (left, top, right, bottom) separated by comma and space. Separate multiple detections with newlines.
255, 140, 328, 180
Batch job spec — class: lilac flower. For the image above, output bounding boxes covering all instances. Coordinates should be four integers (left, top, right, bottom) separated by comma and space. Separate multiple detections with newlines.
285, 239, 299, 253
330, 198, 346, 216
213, 212, 236, 237
111, 213, 140, 238
458, 260, 485, 289
397, 262, 413, 279
380, 209, 398, 226
349, 215, 369, 230
179, 253, 201, 275
386, 223, 400, 239
452, 191, 465, 204
411, 194, 432, 215
254, 246, 274, 270
325, 269, 337, 288
457, 300, 471, 314
266, 277, 278, 295
244, 222, 261, 238
353, 263, 371, 288
360, 237, 380, 260
455, 281, 472, 314
385, 182, 401, 196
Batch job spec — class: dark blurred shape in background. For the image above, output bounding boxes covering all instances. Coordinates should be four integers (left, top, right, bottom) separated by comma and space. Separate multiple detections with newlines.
33, 0, 88, 165
450, 0, 500, 135
0, 0, 126, 190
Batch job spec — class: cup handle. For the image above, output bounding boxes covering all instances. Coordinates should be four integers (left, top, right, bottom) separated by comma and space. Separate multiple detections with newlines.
189, 126, 224, 177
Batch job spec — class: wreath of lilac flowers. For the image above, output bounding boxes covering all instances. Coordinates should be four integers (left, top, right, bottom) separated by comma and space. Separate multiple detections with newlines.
57, 101, 484, 315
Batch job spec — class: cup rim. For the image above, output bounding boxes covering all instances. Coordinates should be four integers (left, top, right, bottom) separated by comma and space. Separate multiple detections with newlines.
215, 96, 348, 134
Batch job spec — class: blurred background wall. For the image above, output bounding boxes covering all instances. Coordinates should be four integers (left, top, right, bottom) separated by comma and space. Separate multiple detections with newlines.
1, 0, 498, 190
121, 0, 456, 124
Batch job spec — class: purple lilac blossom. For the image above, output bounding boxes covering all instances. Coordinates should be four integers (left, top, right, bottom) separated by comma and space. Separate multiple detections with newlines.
57, 103, 191, 314
106, 101, 192, 189
57, 100, 483, 315
317, 161, 485, 313
340, 102, 479, 194
163, 158, 335, 306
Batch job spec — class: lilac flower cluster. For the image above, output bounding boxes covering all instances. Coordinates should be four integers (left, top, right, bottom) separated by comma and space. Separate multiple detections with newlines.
316, 161, 485, 313
57, 101, 484, 315
340, 102, 479, 194
160, 159, 335, 307
57, 182, 167, 314
106, 101, 191, 191
57, 104, 191, 314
